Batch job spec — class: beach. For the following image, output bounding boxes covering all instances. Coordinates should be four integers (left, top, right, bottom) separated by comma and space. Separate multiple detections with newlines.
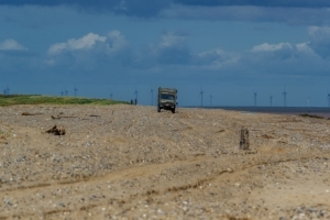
0, 104, 329, 219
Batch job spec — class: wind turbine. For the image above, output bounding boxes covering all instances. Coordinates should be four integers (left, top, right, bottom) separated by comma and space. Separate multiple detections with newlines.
307, 97, 310, 107
65, 87, 68, 97
134, 88, 138, 105
3, 87, 8, 95
270, 95, 273, 107
150, 88, 154, 106
74, 87, 78, 97
199, 90, 204, 107
253, 91, 257, 107
110, 93, 113, 99
282, 87, 287, 107
210, 94, 213, 107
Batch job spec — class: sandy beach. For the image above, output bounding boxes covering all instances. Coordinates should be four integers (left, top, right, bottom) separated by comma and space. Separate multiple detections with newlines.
0, 104, 329, 219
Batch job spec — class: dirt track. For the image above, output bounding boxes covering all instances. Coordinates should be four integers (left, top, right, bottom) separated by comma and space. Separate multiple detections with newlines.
0, 105, 329, 219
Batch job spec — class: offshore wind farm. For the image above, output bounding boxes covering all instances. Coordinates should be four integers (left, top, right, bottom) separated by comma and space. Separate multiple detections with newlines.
4, 84, 330, 109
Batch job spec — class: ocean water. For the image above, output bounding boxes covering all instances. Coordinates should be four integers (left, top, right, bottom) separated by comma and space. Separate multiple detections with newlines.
187, 106, 330, 118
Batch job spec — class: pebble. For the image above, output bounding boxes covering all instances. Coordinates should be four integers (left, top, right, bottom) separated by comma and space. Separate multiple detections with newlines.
235, 182, 241, 187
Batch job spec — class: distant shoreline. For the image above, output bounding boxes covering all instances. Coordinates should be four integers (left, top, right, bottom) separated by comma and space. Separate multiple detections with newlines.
184, 106, 330, 118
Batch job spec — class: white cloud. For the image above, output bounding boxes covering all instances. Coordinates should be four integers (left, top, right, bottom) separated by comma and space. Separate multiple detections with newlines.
68, 33, 106, 50
105, 30, 129, 54
308, 25, 330, 36
48, 33, 107, 55
193, 48, 240, 69
149, 31, 191, 65
251, 41, 320, 59
307, 26, 330, 59
47, 43, 67, 55
296, 42, 314, 54
251, 43, 294, 52
237, 39, 330, 77
249, 42, 300, 61
159, 31, 186, 48
47, 31, 130, 68
0, 39, 27, 51
48, 31, 128, 56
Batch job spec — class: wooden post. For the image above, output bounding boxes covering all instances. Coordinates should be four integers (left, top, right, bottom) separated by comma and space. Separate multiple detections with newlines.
240, 127, 250, 150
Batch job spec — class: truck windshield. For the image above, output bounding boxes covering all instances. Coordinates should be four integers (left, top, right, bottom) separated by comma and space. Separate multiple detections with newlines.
161, 94, 175, 100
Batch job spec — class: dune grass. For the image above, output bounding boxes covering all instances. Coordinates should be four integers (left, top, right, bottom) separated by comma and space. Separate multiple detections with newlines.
298, 113, 325, 119
0, 94, 129, 106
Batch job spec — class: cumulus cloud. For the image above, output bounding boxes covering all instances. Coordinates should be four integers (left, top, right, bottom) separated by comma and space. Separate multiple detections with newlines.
192, 48, 240, 70
48, 33, 107, 55
238, 39, 330, 77
0, 39, 32, 58
106, 30, 129, 53
0, 39, 38, 73
251, 41, 319, 58
295, 42, 314, 54
0, 39, 27, 51
251, 43, 294, 52
308, 26, 330, 59
150, 31, 192, 65
190, 39, 326, 76
250, 42, 298, 60
136, 33, 240, 71
47, 31, 130, 67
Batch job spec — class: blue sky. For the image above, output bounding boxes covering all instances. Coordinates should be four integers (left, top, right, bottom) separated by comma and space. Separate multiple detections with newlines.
1, 1, 330, 107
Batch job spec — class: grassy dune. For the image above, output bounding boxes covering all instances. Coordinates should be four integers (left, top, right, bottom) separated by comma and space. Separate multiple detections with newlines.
0, 94, 128, 106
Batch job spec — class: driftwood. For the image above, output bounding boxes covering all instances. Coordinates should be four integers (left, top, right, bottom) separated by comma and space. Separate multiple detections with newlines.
239, 127, 250, 150
51, 115, 78, 120
22, 112, 43, 116
51, 114, 100, 120
46, 125, 66, 135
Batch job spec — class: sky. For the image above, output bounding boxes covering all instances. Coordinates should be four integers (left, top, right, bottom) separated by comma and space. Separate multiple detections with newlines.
1, 1, 330, 107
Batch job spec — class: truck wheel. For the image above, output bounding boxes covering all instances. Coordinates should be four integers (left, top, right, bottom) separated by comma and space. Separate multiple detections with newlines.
172, 108, 175, 114
157, 106, 161, 112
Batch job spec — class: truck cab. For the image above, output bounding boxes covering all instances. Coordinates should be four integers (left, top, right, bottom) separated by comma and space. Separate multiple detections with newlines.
157, 87, 177, 113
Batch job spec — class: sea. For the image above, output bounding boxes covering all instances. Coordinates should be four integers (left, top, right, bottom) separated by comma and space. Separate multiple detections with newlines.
185, 106, 330, 118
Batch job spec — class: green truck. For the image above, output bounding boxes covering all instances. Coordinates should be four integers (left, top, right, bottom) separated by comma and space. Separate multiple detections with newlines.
157, 87, 177, 113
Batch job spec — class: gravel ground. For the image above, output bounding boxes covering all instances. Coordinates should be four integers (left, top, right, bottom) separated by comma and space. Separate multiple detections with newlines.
0, 104, 329, 219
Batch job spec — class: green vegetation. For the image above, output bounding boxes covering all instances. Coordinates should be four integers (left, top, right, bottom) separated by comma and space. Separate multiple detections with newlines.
0, 94, 129, 106
299, 113, 324, 119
